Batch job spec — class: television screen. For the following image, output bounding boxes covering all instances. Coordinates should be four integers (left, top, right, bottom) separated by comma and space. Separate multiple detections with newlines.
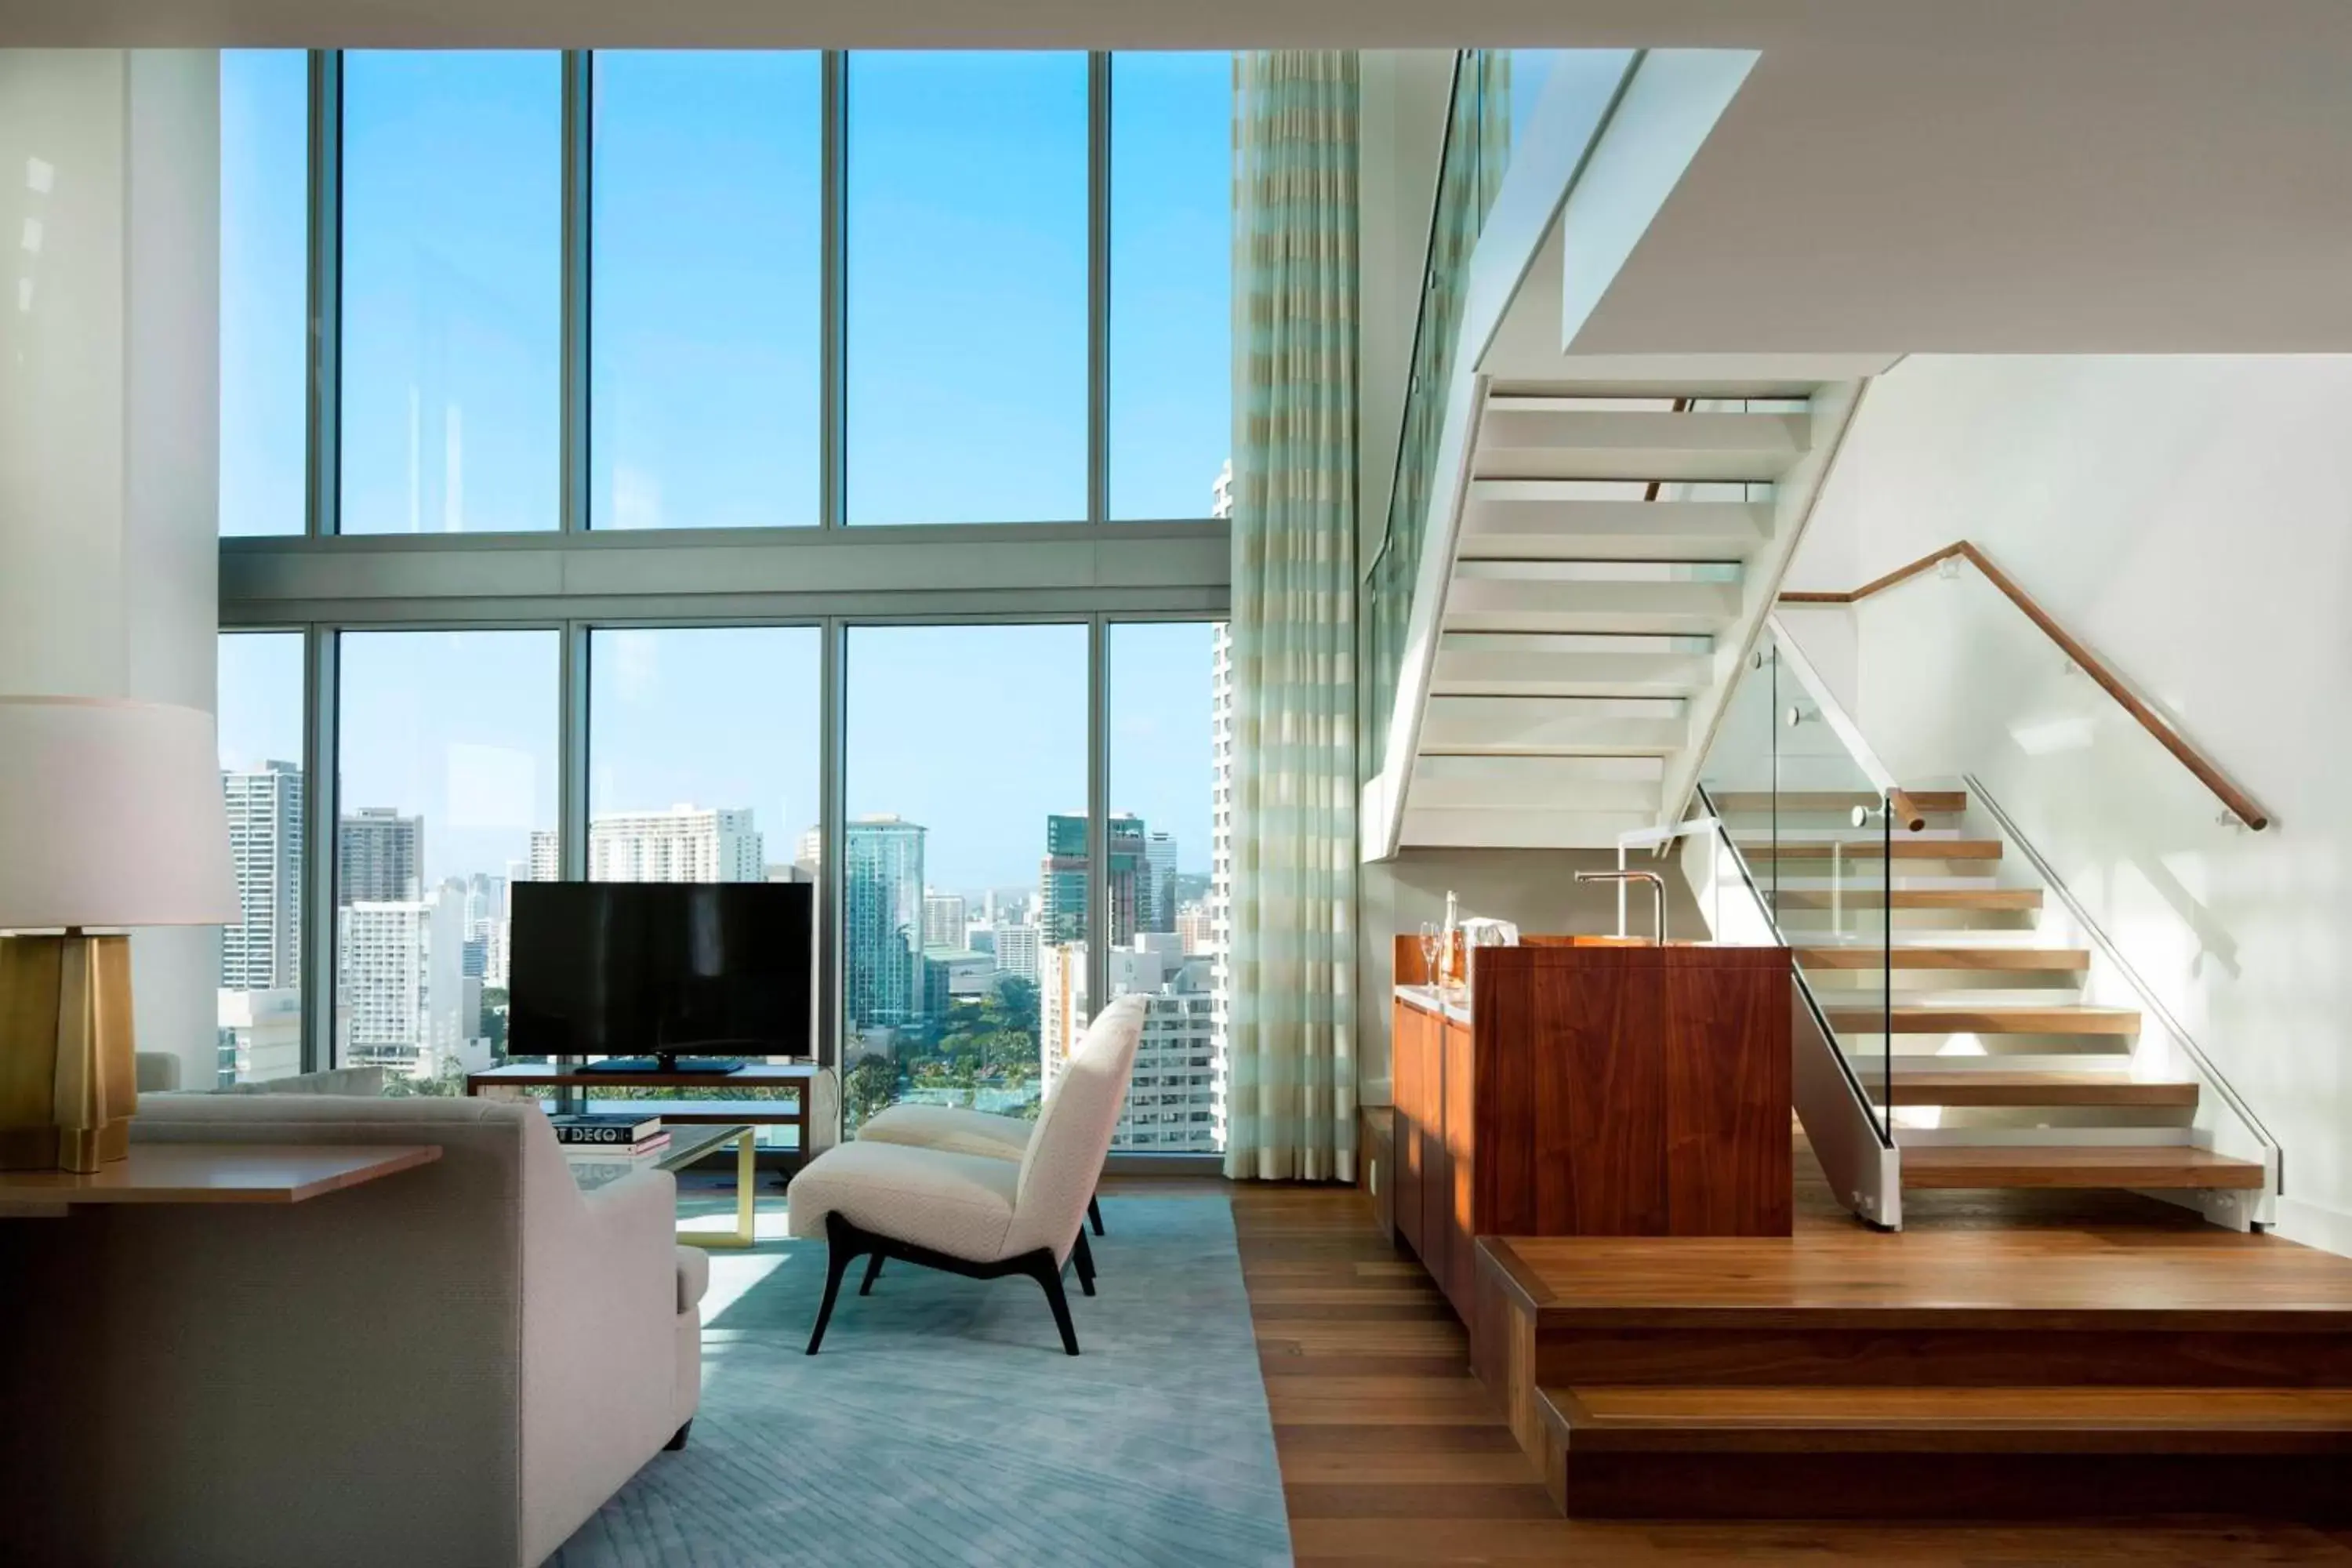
507, 882, 813, 1060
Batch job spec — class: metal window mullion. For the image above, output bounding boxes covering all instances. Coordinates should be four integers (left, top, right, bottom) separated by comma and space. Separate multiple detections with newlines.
561, 50, 593, 535
559, 621, 590, 881
307, 50, 343, 538
301, 626, 339, 1070
818, 616, 844, 1087
821, 51, 848, 528
1087, 615, 1110, 1027
1087, 52, 1111, 525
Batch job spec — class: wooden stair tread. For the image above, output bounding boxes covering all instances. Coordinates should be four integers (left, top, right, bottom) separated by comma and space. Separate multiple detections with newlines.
1875, 1072, 2199, 1108
1542, 1385, 2352, 1454
1795, 946, 2088, 971
1826, 1004, 2140, 1034
1740, 839, 2002, 860
1774, 887, 2041, 910
1710, 789, 1969, 813
1900, 1145, 2267, 1189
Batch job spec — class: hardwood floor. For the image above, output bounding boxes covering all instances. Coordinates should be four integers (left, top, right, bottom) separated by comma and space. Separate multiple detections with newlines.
1222, 1178, 2352, 1565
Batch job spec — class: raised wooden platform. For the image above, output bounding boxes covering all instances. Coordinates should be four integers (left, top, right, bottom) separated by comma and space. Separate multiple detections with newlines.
1474, 1148, 2352, 1521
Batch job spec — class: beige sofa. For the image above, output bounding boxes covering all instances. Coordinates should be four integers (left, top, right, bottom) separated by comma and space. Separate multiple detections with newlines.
0, 1094, 704, 1568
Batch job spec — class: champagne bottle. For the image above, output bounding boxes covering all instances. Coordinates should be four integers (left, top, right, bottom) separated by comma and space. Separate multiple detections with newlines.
1441, 889, 1461, 991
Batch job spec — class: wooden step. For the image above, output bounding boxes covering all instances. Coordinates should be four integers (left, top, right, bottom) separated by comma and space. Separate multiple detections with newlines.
1537, 1384, 2352, 1519
1900, 1145, 2267, 1190
1826, 1004, 2139, 1036
1740, 838, 2001, 861
1795, 946, 2088, 973
1876, 1072, 2199, 1109
1710, 789, 1967, 815
1775, 887, 2040, 912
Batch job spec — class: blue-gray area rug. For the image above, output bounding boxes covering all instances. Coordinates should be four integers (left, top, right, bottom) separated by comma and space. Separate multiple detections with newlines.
554, 1196, 1293, 1568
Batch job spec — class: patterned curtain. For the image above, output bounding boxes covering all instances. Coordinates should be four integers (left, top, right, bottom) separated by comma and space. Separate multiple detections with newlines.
1224, 51, 1360, 1183
1363, 53, 1514, 778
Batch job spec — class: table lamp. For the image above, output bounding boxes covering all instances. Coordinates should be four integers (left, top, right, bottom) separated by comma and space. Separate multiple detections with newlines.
0, 696, 240, 1171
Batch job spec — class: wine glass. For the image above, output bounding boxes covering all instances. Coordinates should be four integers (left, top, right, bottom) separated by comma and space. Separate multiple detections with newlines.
1417, 922, 1443, 992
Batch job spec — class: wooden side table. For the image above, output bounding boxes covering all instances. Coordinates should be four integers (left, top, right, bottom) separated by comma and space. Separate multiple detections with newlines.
465, 1061, 818, 1169
0, 1143, 441, 1219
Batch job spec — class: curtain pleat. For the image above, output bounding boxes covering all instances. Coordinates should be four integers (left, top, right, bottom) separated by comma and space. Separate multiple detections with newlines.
1224, 51, 1361, 1183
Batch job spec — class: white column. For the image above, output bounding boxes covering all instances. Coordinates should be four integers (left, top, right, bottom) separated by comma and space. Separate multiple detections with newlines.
0, 49, 223, 1087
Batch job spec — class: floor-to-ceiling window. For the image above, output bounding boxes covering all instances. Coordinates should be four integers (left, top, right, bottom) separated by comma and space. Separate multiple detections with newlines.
1109, 53, 1234, 522
219, 50, 1233, 1148
216, 631, 308, 1086
845, 53, 1089, 524
840, 623, 1088, 1131
336, 631, 561, 1085
590, 53, 822, 530
217, 50, 309, 539
339, 51, 563, 535
1105, 621, 1229, 1151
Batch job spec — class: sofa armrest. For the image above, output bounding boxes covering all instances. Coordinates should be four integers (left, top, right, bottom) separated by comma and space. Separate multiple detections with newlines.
518, 1160, 683, 1565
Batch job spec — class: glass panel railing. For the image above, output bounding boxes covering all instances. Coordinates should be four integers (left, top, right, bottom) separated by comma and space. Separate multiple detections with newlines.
1362, 50, 1514, 782
1841, 553, 2265, 1069
1697, 636, 1896, 1139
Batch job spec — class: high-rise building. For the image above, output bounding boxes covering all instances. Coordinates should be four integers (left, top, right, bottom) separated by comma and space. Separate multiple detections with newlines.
922, 891, 968, 952
462, 871, 507, 987
1044, 936, 1222, 1152
1177, 902, 1214, 956
1039, 812, 1144, 946
1144, 831, 1178, 933
339, 806, 421, 905
221, 760, 304, 992
992, 922, 1040, 982
528, 829, 560, 882
216, 987, 302, 1089
337, 883, 484, 1082
844, 815, 926, 1030
795, 826, 823, 870
1210, 617, 1235, 1148
588, 805, 764, 883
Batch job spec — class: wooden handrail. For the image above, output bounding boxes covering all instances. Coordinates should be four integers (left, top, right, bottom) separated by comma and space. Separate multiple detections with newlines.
1778, 542, 2270, 832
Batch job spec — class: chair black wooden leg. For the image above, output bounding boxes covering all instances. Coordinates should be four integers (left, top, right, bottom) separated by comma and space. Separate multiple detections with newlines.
807, 1216, 860, 1356
664, 1419, 692, 1451
1073, 1229, 1097, 1297
859, 1250, 887, 1297
1088, 1194, 1105, 1236
1024, 1251, 1081, 1356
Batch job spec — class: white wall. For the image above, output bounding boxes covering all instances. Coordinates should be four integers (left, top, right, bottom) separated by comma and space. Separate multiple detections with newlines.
0, 50, 223, 1085
1787, 354, 2352, 1254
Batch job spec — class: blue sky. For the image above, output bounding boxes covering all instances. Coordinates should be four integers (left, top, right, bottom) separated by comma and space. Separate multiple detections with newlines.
216, 49, 1229, 896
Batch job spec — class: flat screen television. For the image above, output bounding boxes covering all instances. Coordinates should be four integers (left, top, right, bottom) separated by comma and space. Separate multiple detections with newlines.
507, 882, 813, 1072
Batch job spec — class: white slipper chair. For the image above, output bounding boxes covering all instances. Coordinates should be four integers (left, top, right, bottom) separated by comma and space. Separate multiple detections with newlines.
786, 996, 1145, 1356
858, 1047, 1116, 1238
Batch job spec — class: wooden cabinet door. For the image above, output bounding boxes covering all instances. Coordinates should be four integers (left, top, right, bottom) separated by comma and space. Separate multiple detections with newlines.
1393, 1001, 1426, 1254
1443, 1018, 1478, 1313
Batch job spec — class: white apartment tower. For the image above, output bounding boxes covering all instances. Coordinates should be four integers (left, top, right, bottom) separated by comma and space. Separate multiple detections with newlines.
1043, 938, 1221, 1152
221, 760, 304, 992
922, 891, 968, 952
588, 806, 764, 883
992, 922, 1041, 982
338, 886, 484, 1081
528, 829, 561, 882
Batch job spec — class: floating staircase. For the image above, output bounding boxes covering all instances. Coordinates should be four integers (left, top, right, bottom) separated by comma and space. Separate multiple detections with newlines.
1717, 786, 2268, 1200
1376, 391, 1863, 854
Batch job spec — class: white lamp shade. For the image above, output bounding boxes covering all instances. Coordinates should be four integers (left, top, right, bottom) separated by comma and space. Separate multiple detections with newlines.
0, 695, 242, 929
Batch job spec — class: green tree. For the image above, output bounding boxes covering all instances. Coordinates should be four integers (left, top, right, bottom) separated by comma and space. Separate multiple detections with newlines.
844, 1057, 898, 1130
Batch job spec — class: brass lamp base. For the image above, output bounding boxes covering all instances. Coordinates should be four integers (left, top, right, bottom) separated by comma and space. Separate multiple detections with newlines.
0, 931, 136, 1173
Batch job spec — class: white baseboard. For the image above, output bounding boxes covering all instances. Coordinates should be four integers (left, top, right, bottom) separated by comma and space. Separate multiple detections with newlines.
2272, 1193, 2352, 1260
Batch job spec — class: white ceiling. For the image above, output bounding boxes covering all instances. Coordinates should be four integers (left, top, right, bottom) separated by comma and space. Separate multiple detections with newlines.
6, 0, 2349, 53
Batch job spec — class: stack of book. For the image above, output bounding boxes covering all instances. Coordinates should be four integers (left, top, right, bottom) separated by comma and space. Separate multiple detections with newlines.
553, 1112, 669, 1160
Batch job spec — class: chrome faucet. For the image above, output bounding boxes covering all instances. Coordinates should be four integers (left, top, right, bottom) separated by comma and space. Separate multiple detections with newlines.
1573, 869, 1668, 946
